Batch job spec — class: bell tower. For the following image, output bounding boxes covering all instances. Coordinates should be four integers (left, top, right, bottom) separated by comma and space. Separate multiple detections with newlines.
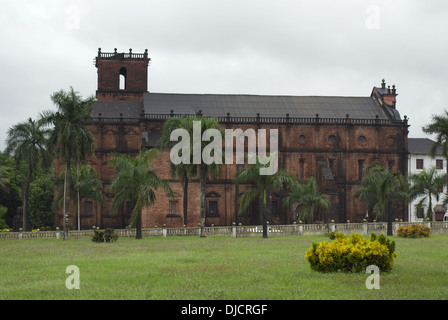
95, 48, 150, 101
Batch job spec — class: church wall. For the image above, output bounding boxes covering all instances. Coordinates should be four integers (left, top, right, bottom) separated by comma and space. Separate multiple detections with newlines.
53, 49, 409, 230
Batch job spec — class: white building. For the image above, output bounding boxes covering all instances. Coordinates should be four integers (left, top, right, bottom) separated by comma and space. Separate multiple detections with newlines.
408, 138, 447, 222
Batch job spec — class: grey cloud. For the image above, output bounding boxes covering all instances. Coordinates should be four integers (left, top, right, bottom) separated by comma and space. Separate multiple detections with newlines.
1, 1, 448, 150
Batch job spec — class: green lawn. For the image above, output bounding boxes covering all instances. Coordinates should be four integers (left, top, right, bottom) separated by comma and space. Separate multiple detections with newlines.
1, 234, 447, 300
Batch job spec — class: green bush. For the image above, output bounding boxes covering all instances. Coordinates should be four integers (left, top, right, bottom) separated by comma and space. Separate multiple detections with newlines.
397, 224, 431, 238
104, 228, 118, 242
325, 231, 336, 240
91, 229, 105, 243
305, 232, 397, 273
92, 228, 118, 243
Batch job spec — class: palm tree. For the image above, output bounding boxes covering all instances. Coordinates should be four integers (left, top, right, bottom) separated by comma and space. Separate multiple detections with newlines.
5, 118, 53, 231
54, 164, 105, 230
355, 163, 408, 235
159, 115, 197, 226
408, 166, 447, 221
160, 114, 222, 235
282, 177, 330, 223
236, 154, 294, 238
109, 149, 173, 239
0, 164, 10, 194
423, 110, 448, 202
40, 87, 96, 239
194, 116, 222, 237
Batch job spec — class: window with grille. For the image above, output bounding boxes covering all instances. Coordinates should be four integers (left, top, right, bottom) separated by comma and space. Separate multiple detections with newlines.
207, 201, 218, 217
416, 159, 424, 170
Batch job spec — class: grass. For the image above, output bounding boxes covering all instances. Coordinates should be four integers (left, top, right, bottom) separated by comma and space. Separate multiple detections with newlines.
0, 234, 447, 300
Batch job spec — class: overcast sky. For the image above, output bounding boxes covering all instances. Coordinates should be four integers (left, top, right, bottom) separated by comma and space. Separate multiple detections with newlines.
1, 0, 448, 151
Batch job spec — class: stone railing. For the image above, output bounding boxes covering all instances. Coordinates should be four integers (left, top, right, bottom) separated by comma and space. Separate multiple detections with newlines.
142, 112, 408, 127
1, 221, 447, 240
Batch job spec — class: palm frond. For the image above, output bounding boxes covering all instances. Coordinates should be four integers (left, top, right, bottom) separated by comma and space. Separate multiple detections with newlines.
238, 188, 260, 214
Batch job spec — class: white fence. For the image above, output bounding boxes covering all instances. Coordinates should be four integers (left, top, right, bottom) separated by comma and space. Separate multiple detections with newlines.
1, 221, 448, 240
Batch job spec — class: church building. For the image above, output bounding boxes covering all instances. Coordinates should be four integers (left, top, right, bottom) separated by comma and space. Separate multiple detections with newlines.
54, 48, 409, 229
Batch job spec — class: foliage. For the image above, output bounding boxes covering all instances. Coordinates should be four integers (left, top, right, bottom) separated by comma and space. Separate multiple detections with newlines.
29, 171, 55, 229
54, 164, 104, 229
0, 163, 10, 193
5, 117, 54, 231
355, 163, 408, 235
356, 164, 408, 220
40, 87, 96, 165
408, 167, 446, 220
236, 154, 295, 238
0, 205, 9, 229
40, 87, 96, 238
91, 229, 105, 243
283, 177, 330, 222
110, 148, 173, 239
326, 231, 336, 240
422, 111, 448, 205
159, 115, 199, 226
397, 224, 431, 238
104, 228, 119, 242
4, 118, 54, 171
189, 116, 222, 233
305, 232, 397, 273
0, 152, 27, 227
91, 228, 119, 243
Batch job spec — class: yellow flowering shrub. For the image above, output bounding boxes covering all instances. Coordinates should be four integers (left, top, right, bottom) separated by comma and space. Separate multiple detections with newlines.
305, 233, 397, 273
397, 224, 430, 238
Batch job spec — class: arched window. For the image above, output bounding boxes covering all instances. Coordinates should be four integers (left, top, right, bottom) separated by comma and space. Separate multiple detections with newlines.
119, 67, 127, 90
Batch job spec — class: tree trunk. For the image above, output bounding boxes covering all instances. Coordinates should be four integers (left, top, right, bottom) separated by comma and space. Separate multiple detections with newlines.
262, 189, 268, 239
21, 169, 32, 231
200, 166, 206, 237
136, 210, 142, 240
235, 164, 240, 225
386, 195, 393, 236
183, 177, 188, 226
64, 161, 72, 240
77, 164, 81, 231
428, 193, 433, 222
77, 188, 81, 231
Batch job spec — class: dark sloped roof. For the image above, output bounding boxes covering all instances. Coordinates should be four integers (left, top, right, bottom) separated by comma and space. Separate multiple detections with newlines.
92, 100, 142, 118
408, 138, 441, 154
142, 92, 400, 120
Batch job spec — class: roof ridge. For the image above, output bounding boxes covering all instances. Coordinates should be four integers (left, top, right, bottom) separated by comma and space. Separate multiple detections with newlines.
145, 92, 371, 99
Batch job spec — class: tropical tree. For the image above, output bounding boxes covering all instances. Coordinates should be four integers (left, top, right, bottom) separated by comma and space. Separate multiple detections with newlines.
355, 163, 408, 235
0, 164, 10, 194
40, 87, 96, 239
159, 115, 197, 226
0, 205, 8, 229
54, 164, 105, 230
236, 154, 294, 238
423, 110, 448, 202
29, 170, 55, 229
282, 177, 330, 223
0, 152, 25, 229
193, 115, 222, 237
5, 117, 53, 231
109, 149, 173, 239
408, 166, 447, 221
160, 114, 222, 236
